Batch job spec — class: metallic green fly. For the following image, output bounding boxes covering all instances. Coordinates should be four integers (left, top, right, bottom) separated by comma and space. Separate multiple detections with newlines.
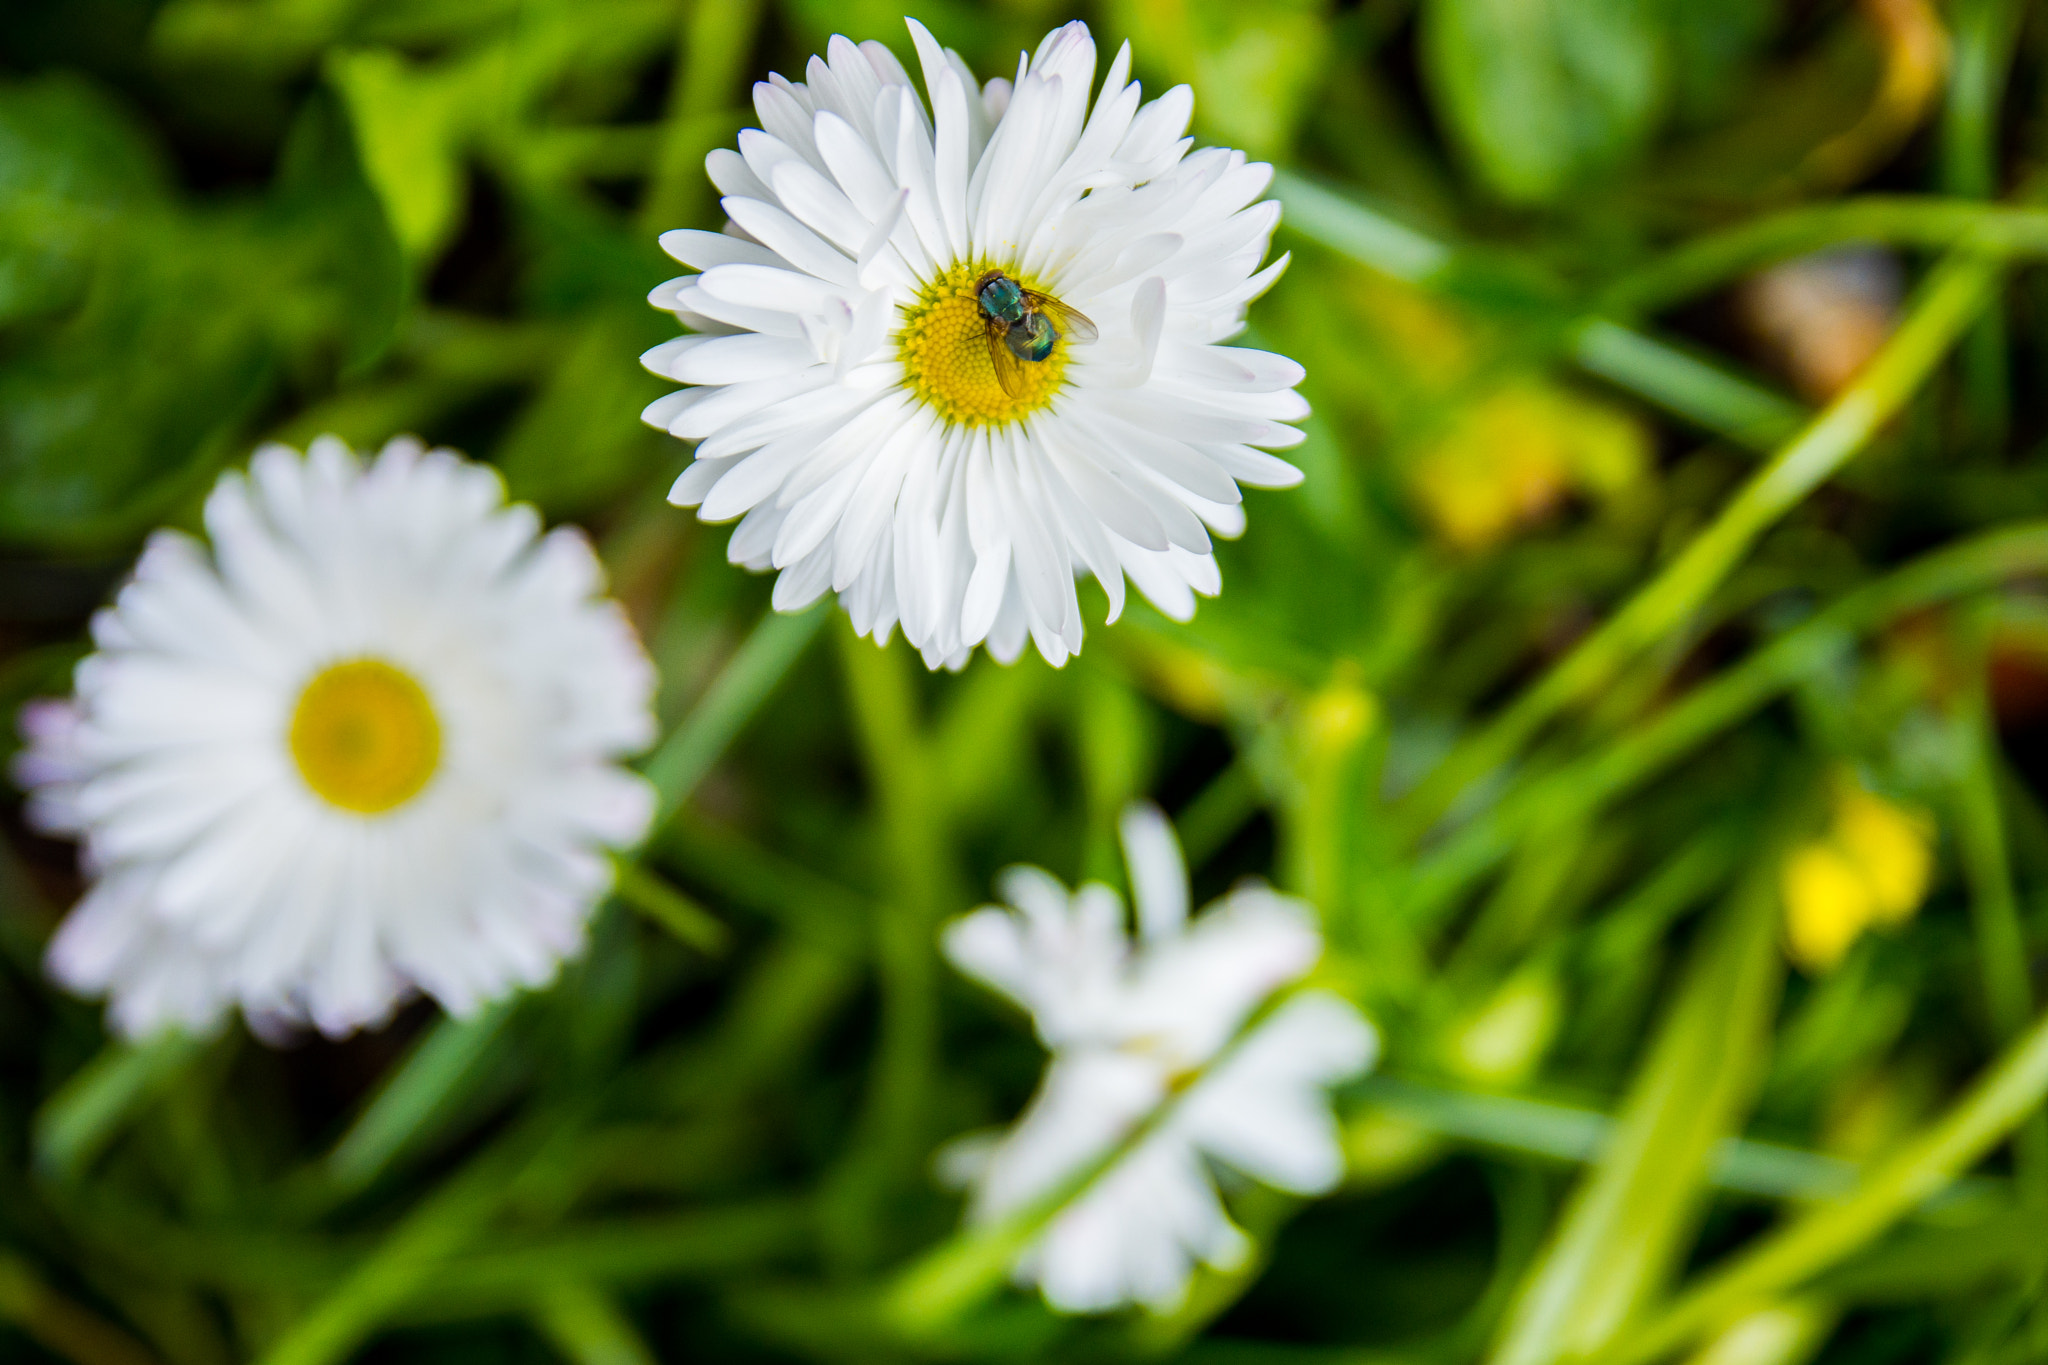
974, 270, 1099, 398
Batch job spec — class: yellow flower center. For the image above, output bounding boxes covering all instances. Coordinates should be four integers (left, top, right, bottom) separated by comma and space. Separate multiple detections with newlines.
288, 659, 442, 816
897, 261, 1067, 427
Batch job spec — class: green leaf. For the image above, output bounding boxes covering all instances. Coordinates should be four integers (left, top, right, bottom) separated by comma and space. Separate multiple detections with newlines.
325, 47, 468, 263
1420, 0, 1665, 204
0, 78, 404, 550
0, 73, 165, 325
1110, 0, 1335, 158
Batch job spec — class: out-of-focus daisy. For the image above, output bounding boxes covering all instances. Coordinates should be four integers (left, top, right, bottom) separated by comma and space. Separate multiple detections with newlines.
15, 436, 658, 1040
642, 20, 1306, 670
940, 806, 1375, 1313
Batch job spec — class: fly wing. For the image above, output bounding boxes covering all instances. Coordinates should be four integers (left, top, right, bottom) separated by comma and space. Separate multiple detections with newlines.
1022, 291, 1099, 345
986, 325, 1026, 398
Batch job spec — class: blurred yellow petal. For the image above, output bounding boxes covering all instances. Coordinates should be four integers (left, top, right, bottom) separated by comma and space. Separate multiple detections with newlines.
1782, 842, 1875, 973
1832, 786, 1934, 926
1407, 381, 1647, 551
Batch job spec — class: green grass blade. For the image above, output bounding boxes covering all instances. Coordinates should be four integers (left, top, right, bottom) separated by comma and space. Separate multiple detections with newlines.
1602, 197, 2048, 316
323, 998, 515, 1196
640, 603, 826, 831
611, 859, 729, 954
0, 1249, 158, 1365
1406, 522, 2048, 928
33, 1032, 204, 1182
1488, 857, 1785, 1365
1397, 253, 1999, 841
531, 1282, 656, 1365
1271, 171, 1807, 448
1570, 321, 1805, 451
1601, 1003, 2048, 1365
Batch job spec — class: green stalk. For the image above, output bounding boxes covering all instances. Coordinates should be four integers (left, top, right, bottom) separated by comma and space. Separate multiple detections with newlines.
1394, 253, 1998, 844
1596, 1005, 2048, 1365
429, 1201, 811, 1302
1406, 521, 2048, 924
1355, 1077, 2003, 1213
33, 1033, 205, 1181
1570, 322, 1804, 450
1488, 859, 1784, 1365
1174, 758, 1260, 868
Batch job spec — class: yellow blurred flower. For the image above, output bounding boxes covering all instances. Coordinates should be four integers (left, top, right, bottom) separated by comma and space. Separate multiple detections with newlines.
1407, 381, 1647, 551
1781, 777, 1936, 972
1300, 679, 1377, 755
1832, 786, 1934, 926
1782, 844, 1873, 973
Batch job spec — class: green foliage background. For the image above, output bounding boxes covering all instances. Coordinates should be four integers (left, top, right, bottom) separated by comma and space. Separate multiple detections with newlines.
5, 0, 2048, 1363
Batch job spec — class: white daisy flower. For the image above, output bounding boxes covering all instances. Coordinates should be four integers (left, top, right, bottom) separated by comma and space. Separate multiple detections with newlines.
14, 436, 658, 1040
940, 805, 1376, 1314
641, 19, 1307, 671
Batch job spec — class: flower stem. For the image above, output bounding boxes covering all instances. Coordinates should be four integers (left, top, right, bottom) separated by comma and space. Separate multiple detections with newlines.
33, 1032, 205, 1181
321, 998, 515, 1198
1940, 0, 2029, 446
256, 1127, 545, 1365
1569, 321, 1804, 450
612, 860, 729, 955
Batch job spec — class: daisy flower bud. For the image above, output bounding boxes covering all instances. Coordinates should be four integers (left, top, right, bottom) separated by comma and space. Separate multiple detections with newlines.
940, 804, 1376, 1314
643, 20, 1308, 671
14, 437, 658, 1040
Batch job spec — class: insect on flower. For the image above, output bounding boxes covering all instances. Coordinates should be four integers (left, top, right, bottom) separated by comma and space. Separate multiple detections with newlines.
974, 269, 1099, 397
642, 19, 1311, 670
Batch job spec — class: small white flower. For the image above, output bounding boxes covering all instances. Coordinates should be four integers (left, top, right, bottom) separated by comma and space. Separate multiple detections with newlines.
940, 805, 1377, 1314
15, 436, 658, 1040
642, 20, 1307, 671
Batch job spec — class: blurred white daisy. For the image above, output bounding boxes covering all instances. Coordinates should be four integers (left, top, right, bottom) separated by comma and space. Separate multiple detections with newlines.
15, 436, 658, 1040
642, 20, 1306, 671
940, 805, 1376, 1314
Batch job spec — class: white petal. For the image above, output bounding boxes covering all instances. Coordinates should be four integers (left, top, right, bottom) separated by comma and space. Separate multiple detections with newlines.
1118, 804, 1188, 942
